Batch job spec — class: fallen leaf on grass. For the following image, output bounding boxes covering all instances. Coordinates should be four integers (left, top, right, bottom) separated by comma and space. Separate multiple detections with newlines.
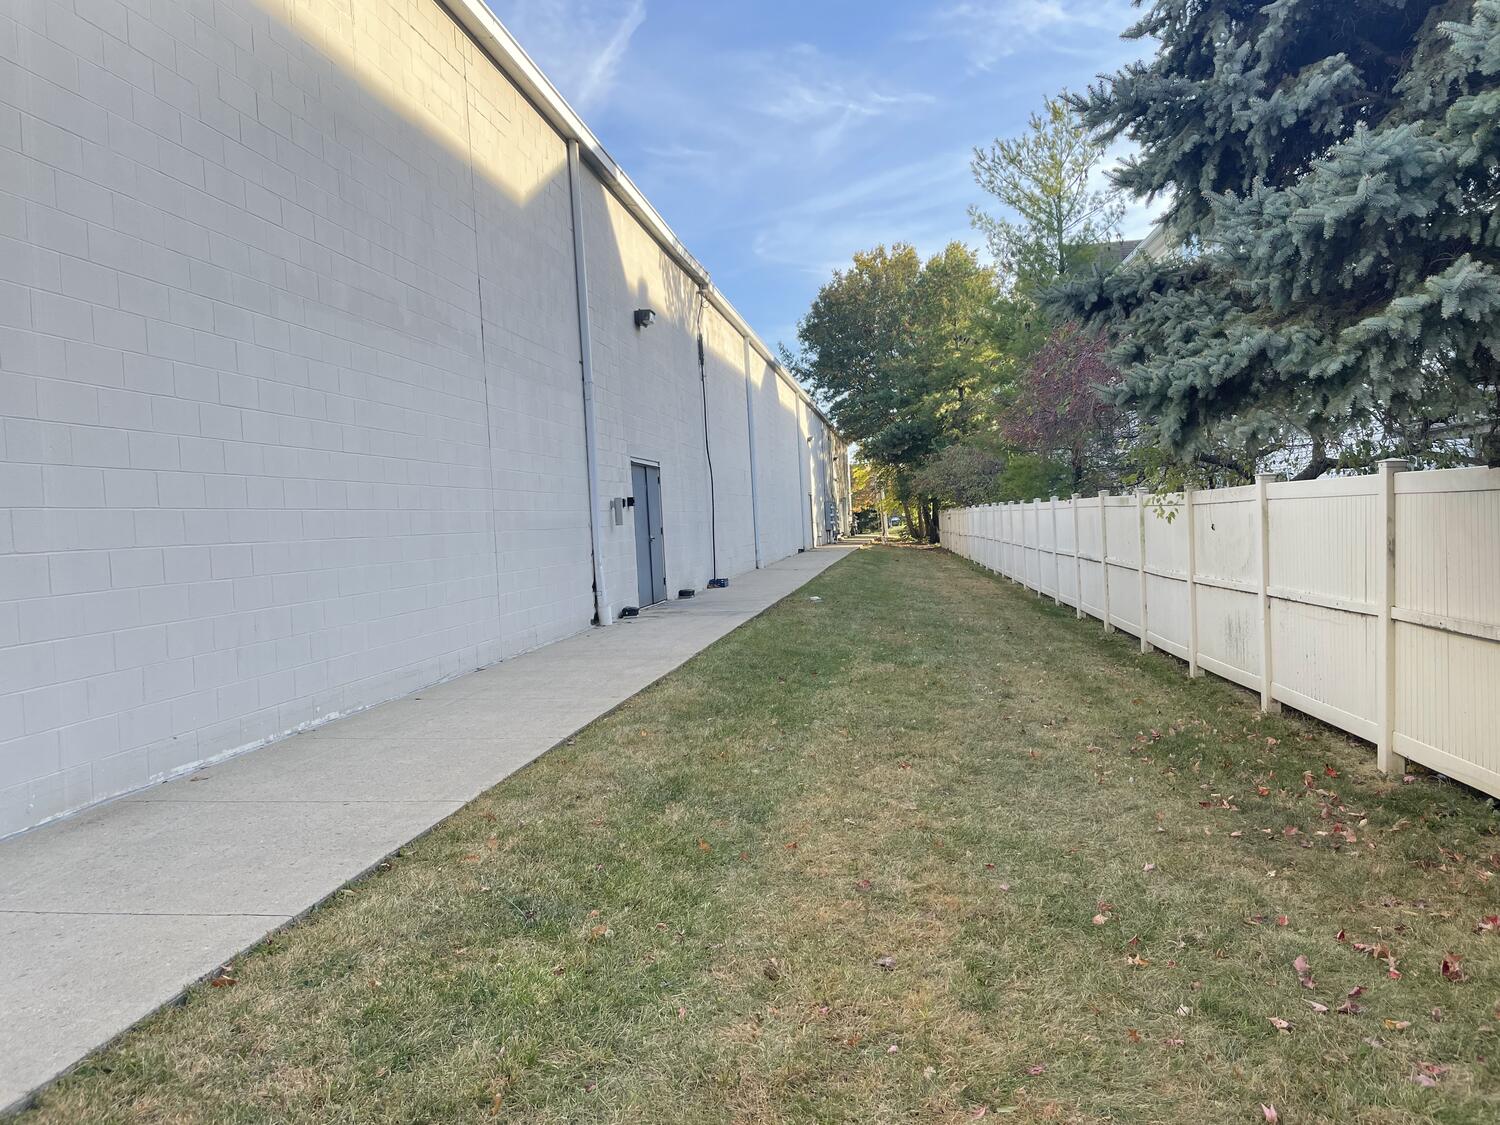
874, 956, 896, 971
1383, 1019, 1410, 1030
1126, 1028, 1143, 1044
1025, 1064, 1046, 1076
854, 879, 873, 893
1267, 1017, 1292, 1033
1261, 1106, 1279, 1123
1305, 1000, 1329, 1014
697, 838, 712, 853
1293, 955, 1316, 990
1477, 914, 1500, 934
1441, 954, 1467, 982
1412, 1063, 1448, 1087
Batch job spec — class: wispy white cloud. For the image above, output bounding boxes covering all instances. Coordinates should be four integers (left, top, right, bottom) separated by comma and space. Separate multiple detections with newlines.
919, 1, 1139, 72
751, 151, 978, 278
488, 0, 646, 111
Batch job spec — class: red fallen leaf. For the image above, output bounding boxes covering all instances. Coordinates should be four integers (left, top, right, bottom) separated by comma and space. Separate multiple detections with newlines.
997, 883, 1011, 892
1348, 985, 1367, 998
984, 862, 996, 870
1276, 915, 1289, 927
1282, 826, 1300, 837
1025, 1064, 1046, 1076
898, 761, 912, 770
1336, 1000, 1364, 1015
1257, 786, 1271, 797
970, 1109, 988, 1120
1336, 929, 1348, 942
697, 838, 712, 852
1325, 765, 1340, 778
1092, 913, 1111, 925
1441, 953, 1467, 982
210, 975, 237, 988
784, 840, 799, 850
854, 879, 873, 893
1267, 1016, 1292, 1032
1476, 915, 1500, 934
1262, 1105, 1279, 1123
1126, 1028, 1143, 1044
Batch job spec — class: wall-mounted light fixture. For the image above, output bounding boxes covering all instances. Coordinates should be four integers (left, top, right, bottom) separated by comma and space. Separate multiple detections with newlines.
633, 308, 657, 330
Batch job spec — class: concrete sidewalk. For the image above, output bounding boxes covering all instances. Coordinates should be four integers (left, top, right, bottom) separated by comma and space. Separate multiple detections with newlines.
0, 546, 856, 1114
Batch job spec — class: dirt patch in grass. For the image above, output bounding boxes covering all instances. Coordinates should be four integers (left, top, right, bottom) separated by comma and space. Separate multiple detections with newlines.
22, 547, 1500, 1123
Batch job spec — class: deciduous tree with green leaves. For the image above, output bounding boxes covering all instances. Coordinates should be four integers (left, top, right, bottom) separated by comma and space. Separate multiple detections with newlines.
1052, 0, 1500, 474
970, 95, 1128, 298
787, 243, 1007, 541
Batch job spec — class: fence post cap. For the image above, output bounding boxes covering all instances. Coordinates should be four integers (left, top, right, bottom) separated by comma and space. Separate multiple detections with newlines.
1378, 458, 1411, 472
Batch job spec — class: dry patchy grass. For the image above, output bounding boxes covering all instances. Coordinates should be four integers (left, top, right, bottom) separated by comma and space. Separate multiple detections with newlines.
21, 547, 1500, 1123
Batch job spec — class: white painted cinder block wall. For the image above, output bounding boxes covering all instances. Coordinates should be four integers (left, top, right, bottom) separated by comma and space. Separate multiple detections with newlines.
0, 0, 847, 837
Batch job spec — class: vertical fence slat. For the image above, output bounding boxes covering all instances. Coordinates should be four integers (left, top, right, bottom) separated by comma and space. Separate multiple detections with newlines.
1255, 472, 1280, 713
1072, 493, 1083, 620
1136, 489, 1152, 654
1185, 487, 1201, 678
1051, 497, 1061, 607
1377, 459, 1408, 774
1099, 490, 1113, 633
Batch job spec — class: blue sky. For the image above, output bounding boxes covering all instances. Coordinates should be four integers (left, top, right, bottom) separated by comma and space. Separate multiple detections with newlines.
483, 0, 1160, 354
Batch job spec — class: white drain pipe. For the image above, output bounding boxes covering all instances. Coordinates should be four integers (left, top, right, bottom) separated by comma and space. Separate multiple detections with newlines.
567, 140, 610, 626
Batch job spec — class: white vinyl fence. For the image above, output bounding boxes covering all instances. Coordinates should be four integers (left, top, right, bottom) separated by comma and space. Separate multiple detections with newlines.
940, 462, 1500, 800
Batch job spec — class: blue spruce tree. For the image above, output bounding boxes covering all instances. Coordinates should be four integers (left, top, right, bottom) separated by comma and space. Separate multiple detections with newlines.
1051, 0, 1500, 474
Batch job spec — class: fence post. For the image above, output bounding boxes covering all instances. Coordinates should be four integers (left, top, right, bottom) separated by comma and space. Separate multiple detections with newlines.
1051, 496, 1062, 606
1010, 502, 1020, 584
1377, 459, 1409, 775
1033, 499, 1043, 598
1136, 489, 1152, 654
1098, 490, 1113, 633
1255, 472, 1281, 713
1185, 487, 1201, 678
1072, 493, 1083, 619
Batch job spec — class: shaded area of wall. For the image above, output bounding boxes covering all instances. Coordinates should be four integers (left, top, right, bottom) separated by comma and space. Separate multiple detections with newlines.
0, 0, 845, 837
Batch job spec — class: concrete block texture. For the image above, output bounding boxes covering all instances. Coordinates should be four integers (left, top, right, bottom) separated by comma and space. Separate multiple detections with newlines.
0, 0, 847, 837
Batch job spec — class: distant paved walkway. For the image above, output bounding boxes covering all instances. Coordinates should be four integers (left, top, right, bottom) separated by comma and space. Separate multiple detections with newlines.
0, 547, 856, 1114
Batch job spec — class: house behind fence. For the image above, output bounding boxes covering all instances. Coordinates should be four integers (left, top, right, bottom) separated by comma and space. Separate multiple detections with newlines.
940, 464, 1500, 800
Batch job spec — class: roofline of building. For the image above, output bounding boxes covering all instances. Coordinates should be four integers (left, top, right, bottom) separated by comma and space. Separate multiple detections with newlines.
440, 0, 838, 437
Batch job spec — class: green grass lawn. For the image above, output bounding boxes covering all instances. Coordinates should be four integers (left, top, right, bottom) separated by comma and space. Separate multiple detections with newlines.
25, 547, 1500, 1123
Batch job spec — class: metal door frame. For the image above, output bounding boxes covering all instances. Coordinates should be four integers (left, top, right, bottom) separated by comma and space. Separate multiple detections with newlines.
631, 460, 667, 607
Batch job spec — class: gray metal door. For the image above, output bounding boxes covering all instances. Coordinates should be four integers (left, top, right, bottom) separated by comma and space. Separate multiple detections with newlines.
631, 462, 667, 606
